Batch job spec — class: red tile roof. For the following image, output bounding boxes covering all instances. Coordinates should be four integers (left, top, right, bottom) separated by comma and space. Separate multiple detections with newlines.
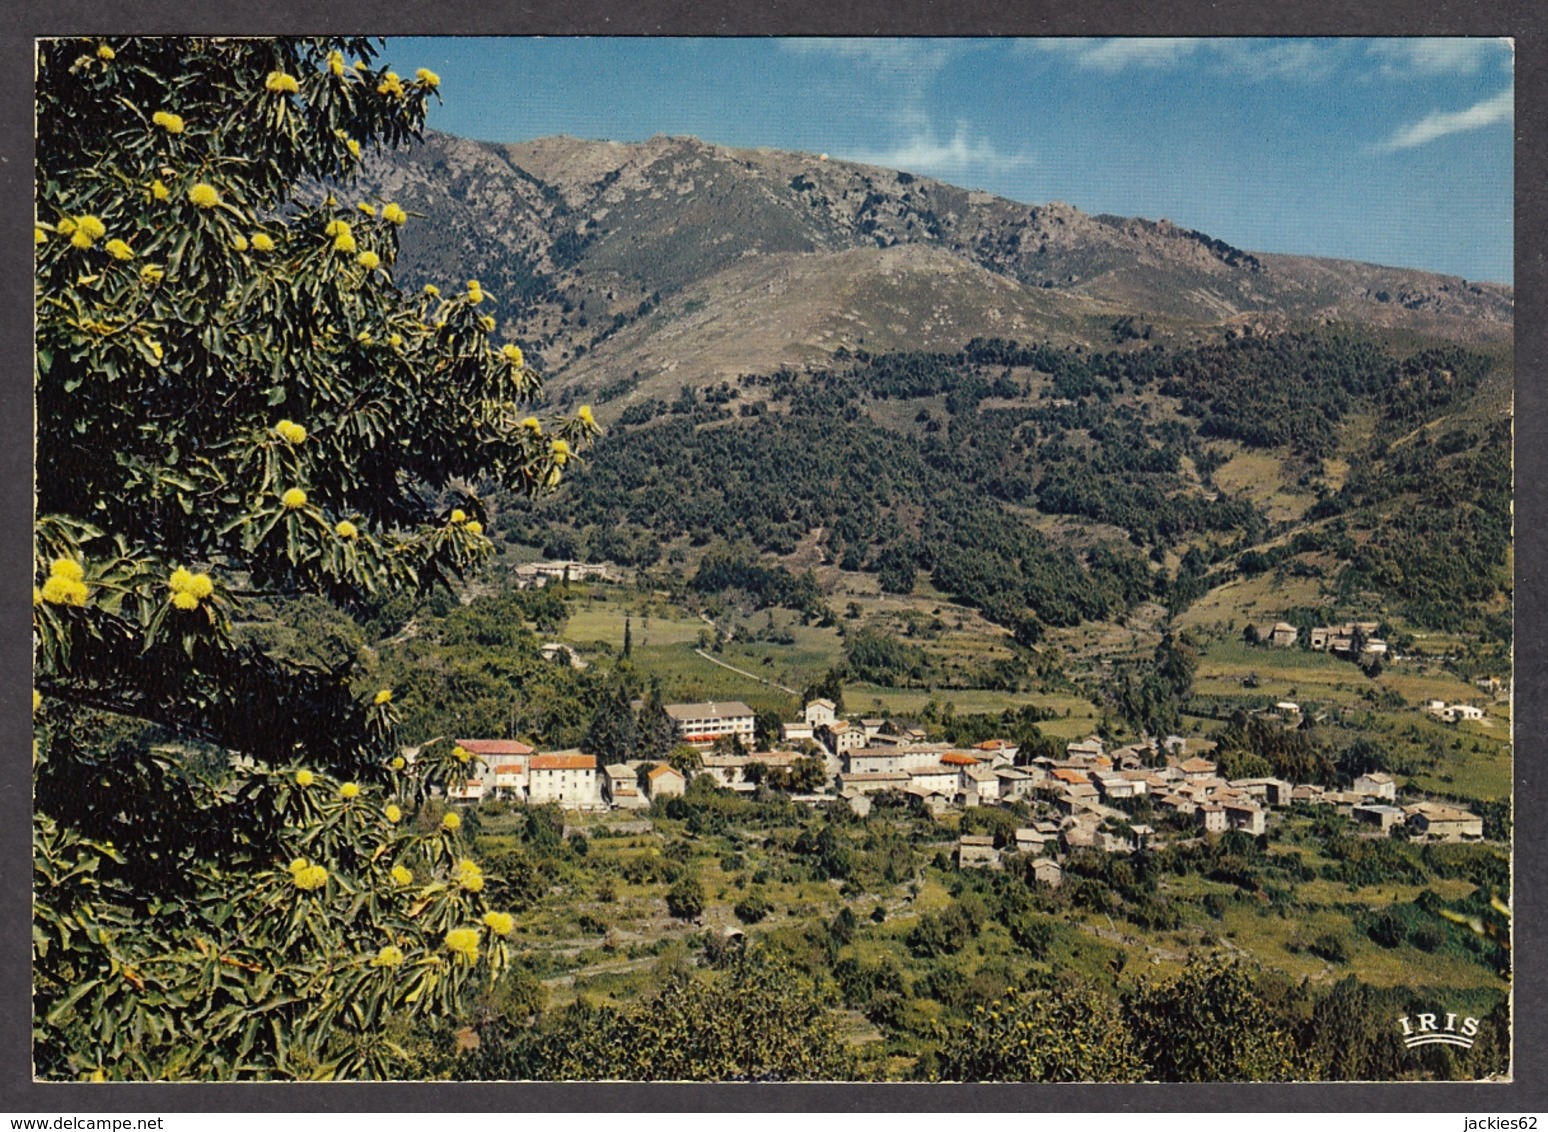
457, 739, 536, 756
647, 764, 684, 780
529, 753, 596, 771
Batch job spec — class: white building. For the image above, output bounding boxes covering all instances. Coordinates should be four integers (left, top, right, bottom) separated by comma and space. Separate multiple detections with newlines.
602, 763, 647, 809
961, 765, 999, 805
527, 752, 599, 807
819, 720, 869, 757
908, 765, 961, 796
513, 560, 620, 588
1223, 801, 1266, 836
664, 701, 756, 748
804, 698, 837, 728
1353, 772, 1398, 801
644, 763, 686, 800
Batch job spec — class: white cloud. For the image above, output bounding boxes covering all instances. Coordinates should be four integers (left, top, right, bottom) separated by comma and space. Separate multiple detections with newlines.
845, 123, 1034, 181
1031, 37, 1203, 72
1381, 86, 1514, 149
779, 38, 958, 75
1212, 39, 1342, 81
1367, 38, 1512, 77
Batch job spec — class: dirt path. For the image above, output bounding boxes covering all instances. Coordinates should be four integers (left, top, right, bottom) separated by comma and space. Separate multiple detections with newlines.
693, 648, 800, 695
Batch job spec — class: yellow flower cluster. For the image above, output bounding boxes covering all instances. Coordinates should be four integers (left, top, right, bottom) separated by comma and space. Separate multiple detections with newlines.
40, 558, 88, 606
339, 782, 360, 799
501, 344, 525, 367
275, 419, 307, 444
325, 218, 349, 237
35, 227, 46, 246
168, 566, 213, 611
327, 50, 346, 77
295, 770, 315, 787
357, 251, 380, 270
416, 68, 440, 88
357, 202, 376, 217
482, 911, 514, 937
370, 944, 404, 968
334, 520, 358, 540
150, 180, 170, 202
252, 232, 275, 252
550, 439, 571, 465
521, 417, 542, 433
452, 744, 470, 763
105, 239, 133, 261
391, 756, 407, 770
450, 509, 468, 525
266, 71, 300, 94
334, 232, 357, 254
140, 264, 164, 284
384, 803, 402, 824
374, 688, 393, 705
67, 215, 107, 251
466, 521, 484, 536
478, 315, 496, 332
151, 110, 185, 134
466, 279, 485, 304
289, 858, 328, 891
281, 487, 307, 510
382, 203, 408, 225
578, 405, 596, 427
391, 864, 414, 886
232, 234, 249, 252
378, 71, 405, 97
346, 139, 361, 159
97, 44, 115, 61
188, 183, 219, 208
454, 858, 485, 892
445, 927, 480, 963
422, 284, 440, 298
441, 811, 461, 832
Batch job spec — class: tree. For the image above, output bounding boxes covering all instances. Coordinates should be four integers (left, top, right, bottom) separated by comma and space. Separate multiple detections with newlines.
582, 681, 638, 764
455, 947, 854, 1081
32, 37, 598, 1080
666, 875, 706, 921
932, 980, 1144, 1082
635, 680, 678, 761
753, 707, 784, 751
1125, 954, 1300, 1081
802, 667, 846, 713
876, 544, 917, 594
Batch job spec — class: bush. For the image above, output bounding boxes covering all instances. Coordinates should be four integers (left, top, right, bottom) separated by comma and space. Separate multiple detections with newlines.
666, 875, 706, 921
733, 891, 773, 925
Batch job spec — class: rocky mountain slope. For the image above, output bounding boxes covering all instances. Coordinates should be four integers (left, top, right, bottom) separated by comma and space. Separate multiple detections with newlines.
352, 129, 1513, 403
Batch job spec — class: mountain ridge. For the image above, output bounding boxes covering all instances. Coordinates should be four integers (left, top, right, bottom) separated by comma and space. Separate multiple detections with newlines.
354, 129, 1512, 397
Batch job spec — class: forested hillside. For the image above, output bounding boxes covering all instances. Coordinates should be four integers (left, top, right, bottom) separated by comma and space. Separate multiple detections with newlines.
503, 329, 1511, 656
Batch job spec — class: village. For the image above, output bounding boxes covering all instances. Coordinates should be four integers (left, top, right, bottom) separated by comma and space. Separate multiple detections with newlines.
424, 688, 1488, 889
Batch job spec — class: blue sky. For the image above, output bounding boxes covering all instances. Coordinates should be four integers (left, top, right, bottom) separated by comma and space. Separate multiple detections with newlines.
394, 37, 1514, 284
